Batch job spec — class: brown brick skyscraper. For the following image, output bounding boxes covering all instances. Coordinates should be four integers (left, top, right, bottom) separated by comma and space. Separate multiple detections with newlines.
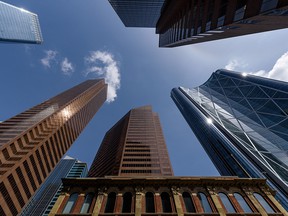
0, 79, 107, 216
88, 105, 173, 177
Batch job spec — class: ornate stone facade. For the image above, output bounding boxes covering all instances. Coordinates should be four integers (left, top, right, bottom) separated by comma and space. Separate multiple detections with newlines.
49, 176, 287, 216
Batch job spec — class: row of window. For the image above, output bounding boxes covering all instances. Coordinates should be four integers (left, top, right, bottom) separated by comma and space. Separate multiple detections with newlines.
62, 191, 276, 214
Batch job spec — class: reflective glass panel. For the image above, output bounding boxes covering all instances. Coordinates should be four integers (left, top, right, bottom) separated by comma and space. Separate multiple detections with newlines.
198, 192, 212, 212
234, 193, 253, 213
219, 193, 236, 213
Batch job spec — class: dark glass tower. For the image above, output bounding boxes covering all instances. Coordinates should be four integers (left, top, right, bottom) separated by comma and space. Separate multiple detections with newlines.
0, 79, 107, 215
88, 105, 173, 177
107, 0, 165, 27
19, 156, 88, 216
0, 1, 43, 44
171, 69, 288, 209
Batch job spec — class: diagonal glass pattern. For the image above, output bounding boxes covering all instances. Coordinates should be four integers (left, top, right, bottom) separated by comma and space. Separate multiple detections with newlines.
181, 70, 288, 189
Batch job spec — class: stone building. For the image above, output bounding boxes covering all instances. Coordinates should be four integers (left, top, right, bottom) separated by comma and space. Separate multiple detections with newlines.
49, 176, 287, 215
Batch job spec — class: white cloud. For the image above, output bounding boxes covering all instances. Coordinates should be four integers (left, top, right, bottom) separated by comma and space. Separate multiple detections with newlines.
84, 51, 120, 103
225, 51, 288, 81
61, 58, 74, 76
224, 59, 248, 71
263, 52, 288, 81
41, 50, 58, 68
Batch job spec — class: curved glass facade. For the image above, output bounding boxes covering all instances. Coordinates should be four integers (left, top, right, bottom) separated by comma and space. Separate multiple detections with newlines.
171, 69, 288, 209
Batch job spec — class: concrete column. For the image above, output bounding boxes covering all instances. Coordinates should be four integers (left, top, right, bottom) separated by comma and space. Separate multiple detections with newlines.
155, 192, 162, 213
171, 187, 184, 216
135, 187, 143, 216
207, 187, 226, 216
243, 188, 268, 216
72, 193, 85, 213
48, 193, 67, 216
260, 187, 287, 215
92, 188, 106, 216
115, 193, 123, 213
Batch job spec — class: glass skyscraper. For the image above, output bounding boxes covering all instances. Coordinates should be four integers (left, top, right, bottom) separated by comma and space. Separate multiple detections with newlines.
19, 156, 87, 216
0, 1, 43, 44
171, 69, 288, 209
107, 0, 165, 27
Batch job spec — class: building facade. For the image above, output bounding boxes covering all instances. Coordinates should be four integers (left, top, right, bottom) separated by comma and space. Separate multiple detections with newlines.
20, 156, 88, 216
171, 69, 288, 209
49, 176, 287, 215
107, 0, 165, 27
157, 0, 288, 47
0, 1, 43, 44
88, 105, 173, 177
107, 0, 288, 47
0, 79, 107, 215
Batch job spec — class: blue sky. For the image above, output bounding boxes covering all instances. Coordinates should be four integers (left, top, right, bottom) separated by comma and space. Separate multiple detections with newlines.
1, 0, 288, 176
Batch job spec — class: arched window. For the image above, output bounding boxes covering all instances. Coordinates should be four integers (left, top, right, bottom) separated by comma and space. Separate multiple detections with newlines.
182, 192, 196, 212
197, 193, 212, 213
161, 192, 172, 213
122, 192, 132, 213
105, 192, 116, 213
253, 193, 275, 213
219, 193, 236, 213
80, 193, 94, 213
62, 193, 78, 213
145, 192, 155, 213
234, 193, 253, 213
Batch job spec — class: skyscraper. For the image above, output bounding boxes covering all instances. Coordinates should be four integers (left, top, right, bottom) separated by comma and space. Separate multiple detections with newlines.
0, 79, 107, 216
20, 156, 88, 216
107, 0, 165, 27
108, 0, 288, 47
0, 1, 43, 44
171, 69, 288, 209
88, 105, 173, 177
49, 108, 287, 215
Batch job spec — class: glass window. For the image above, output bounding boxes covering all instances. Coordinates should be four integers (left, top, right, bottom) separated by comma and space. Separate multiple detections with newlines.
234, 193, 253, 213
197, 192, 212, 213
62, 193, 78, 213
182, 192, 196, 212
80, 193, 94, 213
219, 193, 236, 213
122, 192, 132, 213
161, 192, 172, 213
253, 193, 275, 213
145, 192, 155, 213
105, 192, 116, 213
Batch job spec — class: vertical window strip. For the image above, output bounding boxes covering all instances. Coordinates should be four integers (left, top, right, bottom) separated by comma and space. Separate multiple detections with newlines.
8, 174, 25, 207
23, 161, 37, 191
16, 167, 31, 199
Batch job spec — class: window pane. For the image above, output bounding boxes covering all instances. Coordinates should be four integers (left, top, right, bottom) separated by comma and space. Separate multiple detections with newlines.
122, 192, 132, 213
80, 193, 94, 213
105, 192, 116, 213
234, 193, 253, 213
182, 192, 196, 212
161, 192, 172, 213
63, 193, 78, 213
198, 193, 212, 213
253, 193, 275, 213
219, 193, 236, 213
146, 192, 155, 213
